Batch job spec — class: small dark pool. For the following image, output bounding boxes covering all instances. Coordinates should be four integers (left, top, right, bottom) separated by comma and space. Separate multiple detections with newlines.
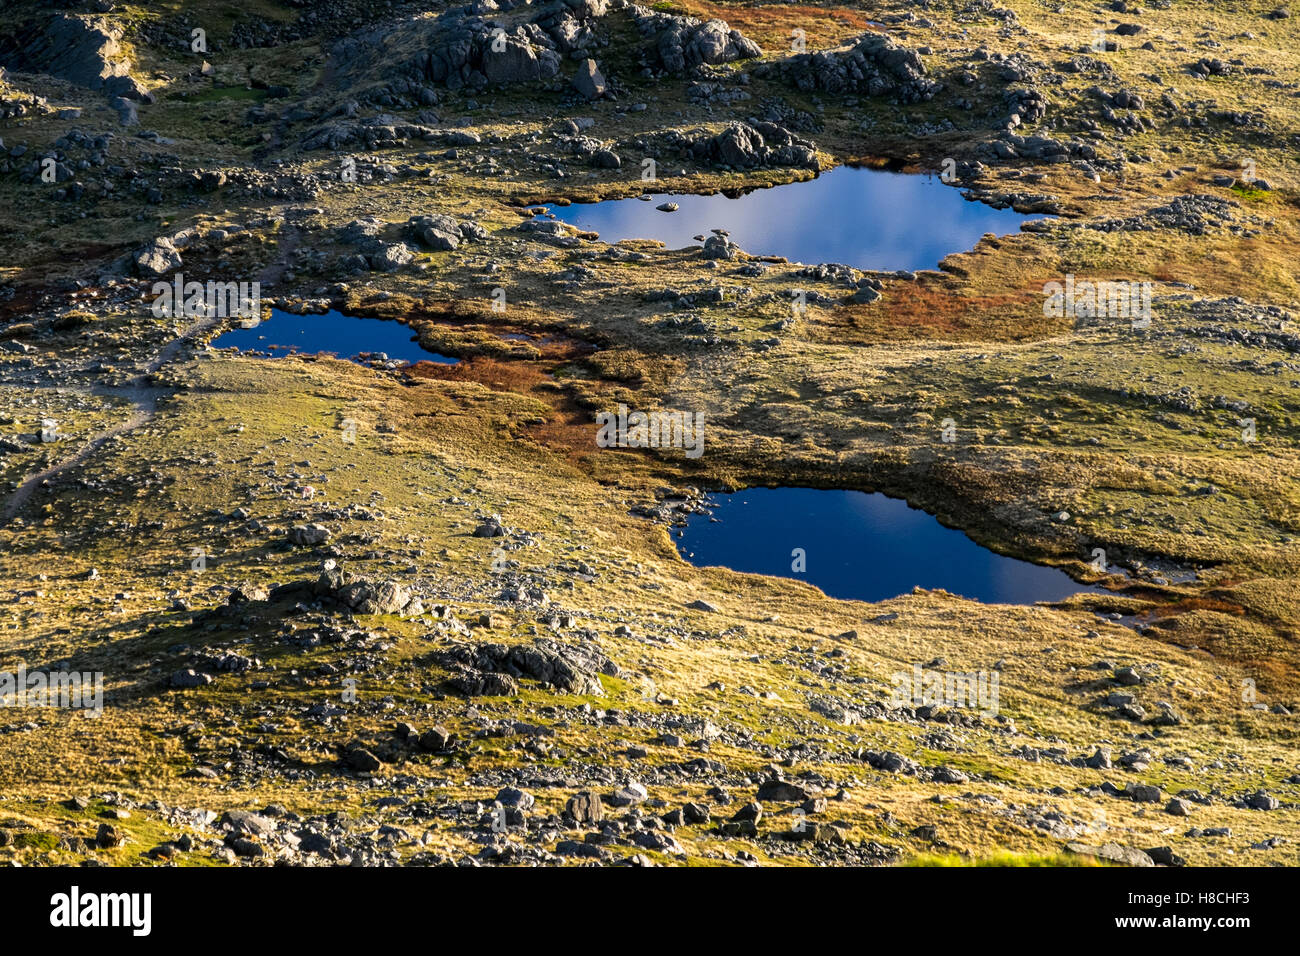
211, 308, 459, 365
675, 487, 1103, 605
549, 166, 1046, 272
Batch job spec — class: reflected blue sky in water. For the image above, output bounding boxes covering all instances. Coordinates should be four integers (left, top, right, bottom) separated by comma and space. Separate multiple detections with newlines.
551, 166, 1046, 271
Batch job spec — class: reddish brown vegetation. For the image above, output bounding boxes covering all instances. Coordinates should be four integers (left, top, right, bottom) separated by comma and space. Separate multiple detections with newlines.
668, 1, 880, 49
810, 279, 1055, 344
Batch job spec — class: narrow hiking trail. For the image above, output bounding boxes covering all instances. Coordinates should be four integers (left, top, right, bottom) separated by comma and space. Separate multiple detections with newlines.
1, 234, 299, 524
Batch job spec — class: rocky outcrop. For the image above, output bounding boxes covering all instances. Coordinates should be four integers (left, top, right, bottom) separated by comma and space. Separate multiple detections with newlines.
625, 3, 761, 73
436, 638, 619, 697
319, 0, 761, 108
1004, 86, 1048, 128
534, 0, 610, 56
329, 212, 484, 271
168, 651, 259, 691
551, 132, 622, 168
0, 69, 51, 120
484, 27, 564, 86
665, 121, 818, 171
756, 32, 939, 103
288, 523, 331, 546
702, 234, 740, 260
405, 214, 487, 251
980, 131, 1091, 163
309, 564, 424, 616
1064, 842, 1155, 867
366, 242, 415, 272
132, 237, 182, 277
301, 115, 439, 152
0, 15, 147, 101
1078, 194, 1241, 236
326, 11, 563, 99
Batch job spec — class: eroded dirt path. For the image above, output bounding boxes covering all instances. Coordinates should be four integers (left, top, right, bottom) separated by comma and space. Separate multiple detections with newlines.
1, 236, 298, 524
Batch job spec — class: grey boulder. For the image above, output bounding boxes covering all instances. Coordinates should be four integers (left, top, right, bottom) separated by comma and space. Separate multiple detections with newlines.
572, 58, 606, 99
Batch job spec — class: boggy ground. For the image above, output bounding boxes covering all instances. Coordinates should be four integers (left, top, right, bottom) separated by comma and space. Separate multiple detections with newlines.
0, 0, 1297, 866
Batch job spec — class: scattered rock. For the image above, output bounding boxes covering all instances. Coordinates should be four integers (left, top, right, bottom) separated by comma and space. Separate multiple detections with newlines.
132, 237, 181, 277
288, 524, 331, 546
1065, 842, 1155, 867
169, 669, 212, 689
1126, 782, 1163, 804
566, 790, 603, 825
572, 58, 606, 100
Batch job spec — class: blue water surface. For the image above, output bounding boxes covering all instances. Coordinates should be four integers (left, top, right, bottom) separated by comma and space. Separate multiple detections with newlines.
211, 308, 459, 365
676, 487, 1101, 605
550, 166, 1045, 271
